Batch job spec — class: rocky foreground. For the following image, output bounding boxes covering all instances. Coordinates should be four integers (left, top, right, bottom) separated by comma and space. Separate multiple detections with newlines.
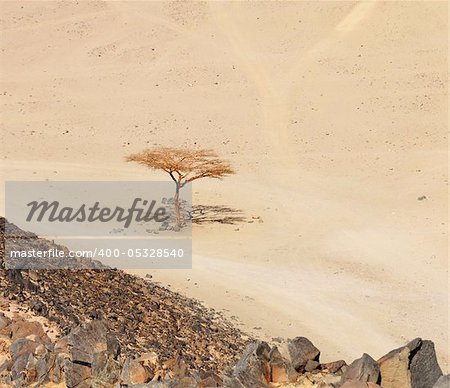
0, 218, 448, 387
0, 314, 448, 388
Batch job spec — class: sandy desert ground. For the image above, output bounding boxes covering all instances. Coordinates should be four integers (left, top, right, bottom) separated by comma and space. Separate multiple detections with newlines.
0, 1, 448, 370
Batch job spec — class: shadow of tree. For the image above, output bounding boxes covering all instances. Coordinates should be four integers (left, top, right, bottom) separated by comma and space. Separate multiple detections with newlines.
191, 205, 247, 225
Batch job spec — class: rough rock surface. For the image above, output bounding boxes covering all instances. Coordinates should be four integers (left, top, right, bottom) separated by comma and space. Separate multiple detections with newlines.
226, 340, 271, 387
409, 340, 443, 388
286, 337, 320, 371
341, 353, 380, 385
433, 374, 450, 388
378, 338, 444, 388
378, 346, 411, 388
0, 218, 247, 376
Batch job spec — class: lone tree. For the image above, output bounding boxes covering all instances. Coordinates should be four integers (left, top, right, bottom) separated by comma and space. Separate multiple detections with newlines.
126, 147, 235, 227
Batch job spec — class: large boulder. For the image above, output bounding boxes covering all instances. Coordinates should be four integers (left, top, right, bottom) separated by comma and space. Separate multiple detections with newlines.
67, 320, 108, 364
63, 320, 121, 387
378, 346, 412, 388
378, 338, 443, 388
286, 337, 320, 371
409, 340, 442, 388
226, 340, 271, 387
268, 346, 297, 383
341, 353, 380, 384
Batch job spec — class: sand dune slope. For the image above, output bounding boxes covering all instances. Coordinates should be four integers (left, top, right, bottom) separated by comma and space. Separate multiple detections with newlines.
1, 1, 447, 370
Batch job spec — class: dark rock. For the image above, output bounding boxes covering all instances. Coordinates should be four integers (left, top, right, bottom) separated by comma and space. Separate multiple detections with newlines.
63, 321, 113, 388
67, 320, 108, 365
268, 346, 297, 383
410, 340, 442, 388
229, 340, 270, 387
377, 338, 428, 388
30, 300, 48, 316
433, 375, 450, 388
341, 353, 380, 384
406, 338, 422, 352
287, 336, 320, 370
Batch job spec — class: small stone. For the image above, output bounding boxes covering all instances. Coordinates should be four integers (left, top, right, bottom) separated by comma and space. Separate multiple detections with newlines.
321, 359, 347, 374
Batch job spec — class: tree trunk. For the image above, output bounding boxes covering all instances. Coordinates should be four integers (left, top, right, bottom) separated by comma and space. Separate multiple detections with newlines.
174, 183, 181, 228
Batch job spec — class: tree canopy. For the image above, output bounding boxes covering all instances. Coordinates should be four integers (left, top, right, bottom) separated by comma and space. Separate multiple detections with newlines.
126, 147, 235, 186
